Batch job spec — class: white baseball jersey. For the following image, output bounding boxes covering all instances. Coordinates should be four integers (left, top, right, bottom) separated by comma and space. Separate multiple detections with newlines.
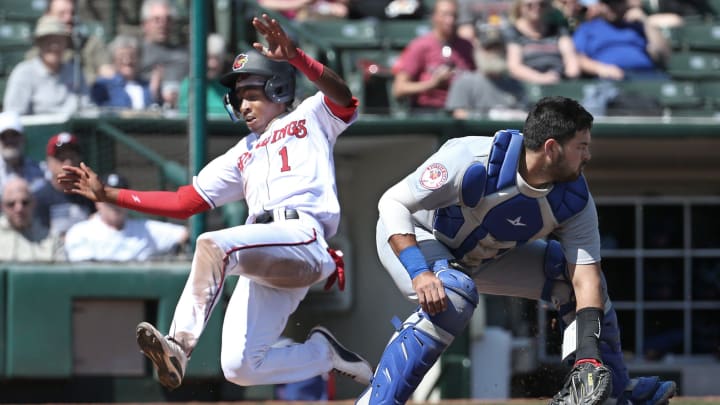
168, 91, 360, 386
64, 214, 187, 261
192, 92, 357, 238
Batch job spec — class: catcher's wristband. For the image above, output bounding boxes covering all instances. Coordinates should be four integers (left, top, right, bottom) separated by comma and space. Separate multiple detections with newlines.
398, 245, 429, 279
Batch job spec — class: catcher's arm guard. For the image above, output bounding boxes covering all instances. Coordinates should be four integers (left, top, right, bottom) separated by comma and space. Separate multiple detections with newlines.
549, 359, 613, 405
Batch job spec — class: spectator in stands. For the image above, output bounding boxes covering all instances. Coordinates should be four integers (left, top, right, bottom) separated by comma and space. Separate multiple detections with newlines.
456, 1, 512, 47
0, 112, 46, 193
572, 0, 670, 80
3, 15, 92, 115
64, 172, 189, 262
0, 177, 65, 262
391, 0, 476, 110
504, 0, 581, 84
446, 25, 527, 119
259, 0, 350, 21
90, 35, 155, 110
43, 0, 113, 84
177, 33, 230, 116
138, 0, 189, 105
553, 0, 606, 30
34, 133, 95, 237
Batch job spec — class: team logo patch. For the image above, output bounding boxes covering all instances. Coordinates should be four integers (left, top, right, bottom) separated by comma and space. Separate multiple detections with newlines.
232, 54, 249, 71
420, 163, 448, 190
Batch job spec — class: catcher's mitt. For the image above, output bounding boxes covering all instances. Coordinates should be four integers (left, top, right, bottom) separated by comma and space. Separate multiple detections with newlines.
549, 360, 613, 405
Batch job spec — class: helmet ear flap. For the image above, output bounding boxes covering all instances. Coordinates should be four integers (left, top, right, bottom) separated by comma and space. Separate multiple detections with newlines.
264, 72, 295, 104
223, 91, 242, 122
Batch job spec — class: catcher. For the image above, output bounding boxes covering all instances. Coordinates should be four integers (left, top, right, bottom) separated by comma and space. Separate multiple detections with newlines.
357, 96, 676, 405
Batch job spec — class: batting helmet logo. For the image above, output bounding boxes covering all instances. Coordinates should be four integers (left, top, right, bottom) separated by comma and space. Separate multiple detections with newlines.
232, 54, 249, 71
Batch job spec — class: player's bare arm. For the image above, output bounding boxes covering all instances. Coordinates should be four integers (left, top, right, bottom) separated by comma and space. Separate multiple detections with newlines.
389, 233, 448, 316
252, 14, 353, 107
58, 162, 119, 203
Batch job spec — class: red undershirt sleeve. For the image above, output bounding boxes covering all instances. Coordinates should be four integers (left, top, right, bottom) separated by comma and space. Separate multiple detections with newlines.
324, 95, 358, 123
116, 184, 211, 220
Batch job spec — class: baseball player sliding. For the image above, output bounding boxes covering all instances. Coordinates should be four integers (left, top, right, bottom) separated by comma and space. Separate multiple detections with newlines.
58, 14, 372, 391
358, 97, 676, 405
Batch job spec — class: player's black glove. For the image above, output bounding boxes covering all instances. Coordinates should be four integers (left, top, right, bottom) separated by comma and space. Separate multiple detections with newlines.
549, 359, 612, 405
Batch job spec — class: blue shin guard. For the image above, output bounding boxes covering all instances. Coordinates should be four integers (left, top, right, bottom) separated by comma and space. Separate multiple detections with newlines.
356, 265, 478, 405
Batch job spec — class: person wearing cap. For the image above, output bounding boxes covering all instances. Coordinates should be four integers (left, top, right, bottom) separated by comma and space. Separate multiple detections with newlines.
59, 13, 372, 394
2, 15, 92, 115
24, 0, 113, 85
0, 177, 65, 262
33, 133, 96, 237
177, 33, 231, 116
90, 34, 155, 110
0, 112, 46, 193
64, 172, 189, 262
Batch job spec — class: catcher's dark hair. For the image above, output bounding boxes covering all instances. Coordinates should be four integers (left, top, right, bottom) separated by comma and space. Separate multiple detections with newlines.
522, 96, 593, 151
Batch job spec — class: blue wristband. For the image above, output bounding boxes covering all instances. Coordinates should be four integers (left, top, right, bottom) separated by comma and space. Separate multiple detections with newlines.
398, 246, 429, 279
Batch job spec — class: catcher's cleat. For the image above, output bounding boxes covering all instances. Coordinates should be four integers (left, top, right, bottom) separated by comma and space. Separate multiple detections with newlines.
307, 326, 373, 385
607, 376, 677, 405
136, 322, 187, 390
550, 360, 613, 405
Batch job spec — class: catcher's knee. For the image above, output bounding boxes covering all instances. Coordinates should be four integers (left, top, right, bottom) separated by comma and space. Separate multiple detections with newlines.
431, 264, 479, 335
541, 240, 575, 322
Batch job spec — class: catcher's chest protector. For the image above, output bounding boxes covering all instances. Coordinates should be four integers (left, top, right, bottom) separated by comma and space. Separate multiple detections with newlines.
433, 129, 590, 265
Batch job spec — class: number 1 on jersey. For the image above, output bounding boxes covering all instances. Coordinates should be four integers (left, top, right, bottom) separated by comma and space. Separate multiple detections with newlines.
279, 146, 291, 172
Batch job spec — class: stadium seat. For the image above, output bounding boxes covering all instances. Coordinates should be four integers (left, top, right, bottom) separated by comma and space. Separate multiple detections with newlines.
524, 80, 592, 104
299, 19, 381, 49
378, 20, 432, 49
0, 21, 33, 48
695, 81, 720, 108
341, 49, 399, 114
709, 0, 720, 15
0, 49, 27, 77
663, 27, 683, 50
667, 51, 720, 80
0, 0, 47, 22
76, 20, 108, 44
621, 80, 703, 108
674, 24, 720, 51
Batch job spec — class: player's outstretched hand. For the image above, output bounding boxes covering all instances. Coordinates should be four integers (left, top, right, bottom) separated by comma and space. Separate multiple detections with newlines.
56, 162, 107, 202
252, 14, 297, 62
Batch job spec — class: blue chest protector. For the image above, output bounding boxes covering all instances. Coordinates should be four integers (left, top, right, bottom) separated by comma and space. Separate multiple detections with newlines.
433, 130, 590, 262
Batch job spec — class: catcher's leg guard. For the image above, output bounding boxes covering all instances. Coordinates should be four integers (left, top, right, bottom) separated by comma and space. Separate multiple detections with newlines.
598, 307, 630, 398
541, 240, 575, 325
356, 267, 479, 405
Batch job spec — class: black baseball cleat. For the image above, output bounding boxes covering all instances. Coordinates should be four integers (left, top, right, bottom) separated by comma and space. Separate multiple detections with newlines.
307, 326, 373, 385
136, 322, 188, 390
550, 361, 613, 405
